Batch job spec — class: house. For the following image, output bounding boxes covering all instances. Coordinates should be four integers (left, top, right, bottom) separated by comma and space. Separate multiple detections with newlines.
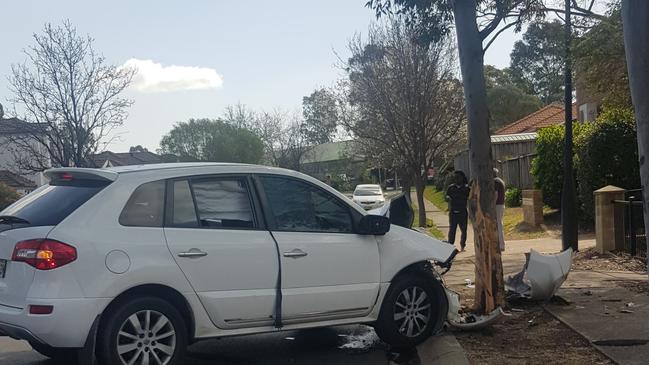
300, 140, 366, 182
494, 103, 578, 135
0, 170, 37, 196
455, 103, 577, 189
88, 150, 165, 168
0, 116, 50, 186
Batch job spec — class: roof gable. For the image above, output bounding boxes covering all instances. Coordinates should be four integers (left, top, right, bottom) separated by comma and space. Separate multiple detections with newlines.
495, 103, 578, 135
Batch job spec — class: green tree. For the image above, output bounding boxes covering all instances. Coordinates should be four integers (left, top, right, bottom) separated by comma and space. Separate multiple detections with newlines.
302, 88, 339, 144
159, 119, 264, 164
484, 65, 542, 131
0, 183, 19, 211
574, 9, 631, 109
510, 20, 565, 104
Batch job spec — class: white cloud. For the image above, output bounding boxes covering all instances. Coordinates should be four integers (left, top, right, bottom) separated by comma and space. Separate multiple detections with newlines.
122, 58, 224, 92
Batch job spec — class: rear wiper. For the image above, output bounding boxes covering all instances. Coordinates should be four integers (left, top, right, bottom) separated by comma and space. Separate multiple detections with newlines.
0, 216, 30, 225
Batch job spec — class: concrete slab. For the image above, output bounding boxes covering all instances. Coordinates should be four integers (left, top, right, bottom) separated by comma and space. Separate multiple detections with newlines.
546, 276, 649, 365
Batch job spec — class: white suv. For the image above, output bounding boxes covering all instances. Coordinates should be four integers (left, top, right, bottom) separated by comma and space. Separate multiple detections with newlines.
0, 163, 459, 365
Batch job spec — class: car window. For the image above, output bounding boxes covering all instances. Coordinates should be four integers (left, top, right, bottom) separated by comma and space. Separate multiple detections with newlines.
190, 178, 255, 229
1, 180, 110, 227
261, 176, 353, 233
171, 180, 198, 227
119, 180, 165, 227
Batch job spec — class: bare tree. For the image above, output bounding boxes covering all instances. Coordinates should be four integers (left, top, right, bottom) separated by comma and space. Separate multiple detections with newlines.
341, 18, 466, 227
254, 110, 312, 171
8, 20, 135, 170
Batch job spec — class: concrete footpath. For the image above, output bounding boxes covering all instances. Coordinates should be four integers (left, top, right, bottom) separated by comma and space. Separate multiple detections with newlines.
412, 192, 649, 365
545, 270, 649, 365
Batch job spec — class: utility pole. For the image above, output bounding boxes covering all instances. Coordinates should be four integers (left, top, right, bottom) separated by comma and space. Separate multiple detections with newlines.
562, 0, 579, 251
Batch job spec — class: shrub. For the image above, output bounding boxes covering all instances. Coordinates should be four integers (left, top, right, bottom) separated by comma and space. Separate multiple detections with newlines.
505, 188, 522, 207
0, 182, 19, 211
575, 107, 640, 222
531, 123, 588, 209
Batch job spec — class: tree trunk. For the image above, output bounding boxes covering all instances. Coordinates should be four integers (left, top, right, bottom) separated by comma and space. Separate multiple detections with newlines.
414, 176, 427, 228
562, 0, 579, 252
621, 0, 649, 273
452, 0, 504, 314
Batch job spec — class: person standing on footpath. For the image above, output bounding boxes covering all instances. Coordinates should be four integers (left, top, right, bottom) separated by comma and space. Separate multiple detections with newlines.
446, 171, 469, 251
494, 168, 506, 252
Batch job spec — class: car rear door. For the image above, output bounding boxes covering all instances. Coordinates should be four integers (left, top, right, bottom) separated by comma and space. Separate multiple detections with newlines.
256, 175, 380, 324
163, 175, 279, 329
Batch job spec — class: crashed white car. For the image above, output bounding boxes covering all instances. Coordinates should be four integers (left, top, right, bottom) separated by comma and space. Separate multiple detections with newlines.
1, 163, 467, 365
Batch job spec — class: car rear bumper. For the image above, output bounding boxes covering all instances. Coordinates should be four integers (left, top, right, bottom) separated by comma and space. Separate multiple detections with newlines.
0, 297, 110, 348
0, 321, 44, 344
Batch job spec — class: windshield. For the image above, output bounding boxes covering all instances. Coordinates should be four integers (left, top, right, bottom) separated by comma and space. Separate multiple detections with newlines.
0, 180, 108, 227
354, 188, 382, 196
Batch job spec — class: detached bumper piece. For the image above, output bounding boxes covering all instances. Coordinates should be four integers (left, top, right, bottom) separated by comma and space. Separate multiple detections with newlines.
505, 248, 573, 301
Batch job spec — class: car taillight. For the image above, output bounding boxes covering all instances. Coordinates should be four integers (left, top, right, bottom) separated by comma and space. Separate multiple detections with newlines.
12, 239, 77, 270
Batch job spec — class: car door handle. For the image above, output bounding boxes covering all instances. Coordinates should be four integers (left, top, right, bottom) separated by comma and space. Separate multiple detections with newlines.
283, 249, 308, 258
178, 249, 208, 258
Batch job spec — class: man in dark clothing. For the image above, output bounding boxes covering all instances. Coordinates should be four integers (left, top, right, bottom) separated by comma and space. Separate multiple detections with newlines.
446, 171, 470, 251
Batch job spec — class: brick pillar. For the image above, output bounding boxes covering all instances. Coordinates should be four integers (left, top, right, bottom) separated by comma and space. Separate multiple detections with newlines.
522, 190, 543, 226
594, 185, 626, 253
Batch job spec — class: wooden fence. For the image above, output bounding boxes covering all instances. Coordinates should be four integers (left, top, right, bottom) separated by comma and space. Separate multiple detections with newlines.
497, 154, 536, 189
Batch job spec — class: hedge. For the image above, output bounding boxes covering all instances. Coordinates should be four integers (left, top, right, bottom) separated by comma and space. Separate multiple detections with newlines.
575, 108, 640, 221
531, 107, 640, 222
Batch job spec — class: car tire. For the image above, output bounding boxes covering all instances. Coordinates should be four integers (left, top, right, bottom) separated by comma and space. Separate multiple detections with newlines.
29, 342, 78, 363
374, 274, 446, 348
98, 296, 188, 365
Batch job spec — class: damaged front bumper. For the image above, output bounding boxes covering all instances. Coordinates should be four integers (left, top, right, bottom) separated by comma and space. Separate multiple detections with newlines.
444, 288, 504, 330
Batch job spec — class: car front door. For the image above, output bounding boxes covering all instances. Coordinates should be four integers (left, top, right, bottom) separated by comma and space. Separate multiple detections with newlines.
164, 175, 279, 329
257, 175, 380, 324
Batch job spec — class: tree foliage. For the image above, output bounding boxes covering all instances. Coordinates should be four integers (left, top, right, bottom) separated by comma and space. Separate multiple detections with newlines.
302, 88, 339, 144
510, 20, 565, 104
341, 18, 466, 226
8, 21, 134, 170
484, 65, 542, 131
531, 123, 588, 209
575, 107, 639, 221
574, 8, 631, 109
159, 119, 264, 164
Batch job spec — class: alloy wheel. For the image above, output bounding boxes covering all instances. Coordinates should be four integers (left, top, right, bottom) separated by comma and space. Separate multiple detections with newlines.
393, 286, 432, 338
116, 310, 176, 365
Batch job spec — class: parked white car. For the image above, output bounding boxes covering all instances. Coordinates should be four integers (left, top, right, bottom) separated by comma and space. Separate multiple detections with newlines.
0, 163, 462, 365
352, 184, 385, 210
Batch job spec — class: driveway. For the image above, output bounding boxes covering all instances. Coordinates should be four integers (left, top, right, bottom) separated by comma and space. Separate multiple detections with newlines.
0, 325, 467, 365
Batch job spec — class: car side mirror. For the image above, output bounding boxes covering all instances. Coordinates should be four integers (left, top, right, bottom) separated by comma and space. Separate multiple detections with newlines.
357, 215, 391, 235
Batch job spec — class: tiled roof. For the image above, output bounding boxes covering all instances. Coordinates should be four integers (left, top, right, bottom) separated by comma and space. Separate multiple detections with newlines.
0, 170, 36, 189
89, 151, 165, 167
0, 118, 46, 135
495, 103, 578, 135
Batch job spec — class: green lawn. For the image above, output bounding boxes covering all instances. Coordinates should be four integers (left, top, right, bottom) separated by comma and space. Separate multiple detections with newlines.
412, 204, 445, 240
423, 186, 448, 211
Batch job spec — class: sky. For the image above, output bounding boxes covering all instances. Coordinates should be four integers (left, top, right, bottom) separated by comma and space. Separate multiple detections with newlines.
0, 0, 522, 152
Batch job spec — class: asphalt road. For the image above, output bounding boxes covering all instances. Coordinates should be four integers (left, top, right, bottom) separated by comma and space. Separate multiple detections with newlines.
0, 325, 429, 365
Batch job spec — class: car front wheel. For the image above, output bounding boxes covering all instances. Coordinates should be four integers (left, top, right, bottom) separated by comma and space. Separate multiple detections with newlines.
98, 296, 187, 365
374, 274, 445, 348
